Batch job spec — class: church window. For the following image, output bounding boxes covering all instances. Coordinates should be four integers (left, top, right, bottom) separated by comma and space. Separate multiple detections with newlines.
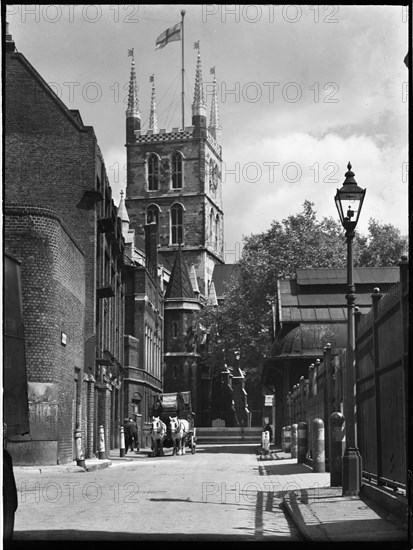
215, 214, 220, 250
170, 203, 184, 244
148, 154, 160, 191
172, 151, 183, 189
146, 204, 160, 224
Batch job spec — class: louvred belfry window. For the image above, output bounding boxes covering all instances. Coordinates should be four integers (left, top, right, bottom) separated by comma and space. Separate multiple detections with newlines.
171, 204, 184, 244
148, 154, 159, 190
172, 152, 183, 189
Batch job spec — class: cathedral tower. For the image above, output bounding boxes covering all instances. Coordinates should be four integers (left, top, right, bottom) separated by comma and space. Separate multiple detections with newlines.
125, 49, 224, 298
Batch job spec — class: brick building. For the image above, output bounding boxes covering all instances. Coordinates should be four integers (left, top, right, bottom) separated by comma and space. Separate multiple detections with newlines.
119, 193, 167, 448
4, 29, 125, 464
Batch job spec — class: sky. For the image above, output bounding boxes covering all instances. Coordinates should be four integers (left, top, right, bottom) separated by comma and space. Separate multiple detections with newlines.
5, 4, 409, 262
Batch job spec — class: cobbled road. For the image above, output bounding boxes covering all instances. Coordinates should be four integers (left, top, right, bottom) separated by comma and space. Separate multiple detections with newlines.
12, 443, 305, 541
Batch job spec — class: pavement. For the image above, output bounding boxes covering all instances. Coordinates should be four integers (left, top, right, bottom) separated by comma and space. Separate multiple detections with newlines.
271, 450, 409, 544
11, 447, 153, 475
11, 445, 410, 544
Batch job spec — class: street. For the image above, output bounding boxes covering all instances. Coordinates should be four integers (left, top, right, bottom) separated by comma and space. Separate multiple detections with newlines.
11, 443, 318, 541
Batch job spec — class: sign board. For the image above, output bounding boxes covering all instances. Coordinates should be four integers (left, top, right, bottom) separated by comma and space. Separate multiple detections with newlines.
264, 395, 275, 407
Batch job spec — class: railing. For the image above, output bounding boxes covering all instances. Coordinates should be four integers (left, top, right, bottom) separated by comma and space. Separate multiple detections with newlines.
284, 258, 408, 492
286, 346, 343, 463
355, 263, 408, 493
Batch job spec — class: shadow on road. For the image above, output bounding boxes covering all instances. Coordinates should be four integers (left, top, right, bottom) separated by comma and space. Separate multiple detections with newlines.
9, 530, 306, 544
196, 444, 258, 454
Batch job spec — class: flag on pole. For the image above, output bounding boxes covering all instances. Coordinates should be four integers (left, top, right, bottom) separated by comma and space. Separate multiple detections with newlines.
155, 22, 181, 50
194, 40, 200, 51
210, 66, 215, 75
149, 74, 154, 83
128, 48, 134, 57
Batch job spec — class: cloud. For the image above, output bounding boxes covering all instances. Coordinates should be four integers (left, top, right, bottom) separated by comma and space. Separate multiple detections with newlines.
222, 131, 408, 248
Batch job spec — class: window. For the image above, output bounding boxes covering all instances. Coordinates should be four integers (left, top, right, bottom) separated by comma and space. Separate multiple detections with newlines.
215, 214, 220, 249
172, 152, 183, 189
147, 204, 159, 224
148, 154, 159, 191
171, 203, 184, 244
209, 209, 214, 244
172, 321, 179, 338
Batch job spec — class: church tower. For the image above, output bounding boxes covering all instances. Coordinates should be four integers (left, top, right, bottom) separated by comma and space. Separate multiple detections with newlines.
125, 47, 224, 298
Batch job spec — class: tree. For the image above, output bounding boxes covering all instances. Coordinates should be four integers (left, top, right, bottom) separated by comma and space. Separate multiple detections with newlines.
355, 219, 408, 267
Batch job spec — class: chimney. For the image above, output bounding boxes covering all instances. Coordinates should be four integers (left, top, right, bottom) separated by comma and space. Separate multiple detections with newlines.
6, 22, 16, 53
144, 222, 158, 277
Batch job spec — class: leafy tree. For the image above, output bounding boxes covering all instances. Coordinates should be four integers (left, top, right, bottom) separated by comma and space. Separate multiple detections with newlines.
356, 219, 408, 267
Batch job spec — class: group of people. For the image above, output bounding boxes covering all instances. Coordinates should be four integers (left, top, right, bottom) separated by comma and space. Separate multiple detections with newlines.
124, 417, 139, 453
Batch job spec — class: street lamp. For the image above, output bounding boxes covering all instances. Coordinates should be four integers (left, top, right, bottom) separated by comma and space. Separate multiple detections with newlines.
334, 162, 366, 496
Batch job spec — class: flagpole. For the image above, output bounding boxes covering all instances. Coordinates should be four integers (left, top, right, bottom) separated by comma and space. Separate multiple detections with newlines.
181, 9, 186, 130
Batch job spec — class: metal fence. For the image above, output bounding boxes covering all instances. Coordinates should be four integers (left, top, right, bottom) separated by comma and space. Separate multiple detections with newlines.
355, 260, 408, 491
285, 259, 408, 492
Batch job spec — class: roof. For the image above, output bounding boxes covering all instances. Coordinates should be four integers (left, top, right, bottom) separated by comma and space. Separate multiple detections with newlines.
271, 323, 348, 357
278, 267, 400, 325
296, 267, 399, 285
165, 246, 195, 300
211, 264, 240, 298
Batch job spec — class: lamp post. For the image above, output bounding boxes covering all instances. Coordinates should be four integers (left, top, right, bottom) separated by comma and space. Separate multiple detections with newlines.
334, 162, 366, 496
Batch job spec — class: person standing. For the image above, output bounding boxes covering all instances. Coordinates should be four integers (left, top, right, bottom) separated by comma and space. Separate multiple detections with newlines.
124, 417, 132, 455
129, 416, 139, 452
263, 423, 273, 444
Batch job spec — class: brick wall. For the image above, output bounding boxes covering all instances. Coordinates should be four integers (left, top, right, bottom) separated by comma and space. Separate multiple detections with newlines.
4, 207, 86, 464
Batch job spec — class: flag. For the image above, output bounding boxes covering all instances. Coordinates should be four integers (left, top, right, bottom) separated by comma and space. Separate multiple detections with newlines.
194, 40, 200, 50
149, 74, 154, 83
210, 66, 215, 75
155, 22, 181, 50
128, 48, 134, 57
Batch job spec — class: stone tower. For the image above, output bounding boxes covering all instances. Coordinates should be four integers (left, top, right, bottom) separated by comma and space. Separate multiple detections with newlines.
125, 48, 224, 298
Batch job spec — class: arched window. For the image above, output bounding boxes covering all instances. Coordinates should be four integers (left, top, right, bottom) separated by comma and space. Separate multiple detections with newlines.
209, 209, 214, 244
215, 214, 220, 250
147, 204, 160, 224
148, 154, 159, 191
172, 152, 183, 189
171, 203, 184, 244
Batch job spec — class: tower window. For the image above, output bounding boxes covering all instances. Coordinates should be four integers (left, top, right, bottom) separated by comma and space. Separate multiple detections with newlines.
215, 214, 220, 249
148, 154, 160, 191
147, 204, 160, 224
171, 204, 184, 244
171, 321, 179, 338
172, 152, 183, 189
